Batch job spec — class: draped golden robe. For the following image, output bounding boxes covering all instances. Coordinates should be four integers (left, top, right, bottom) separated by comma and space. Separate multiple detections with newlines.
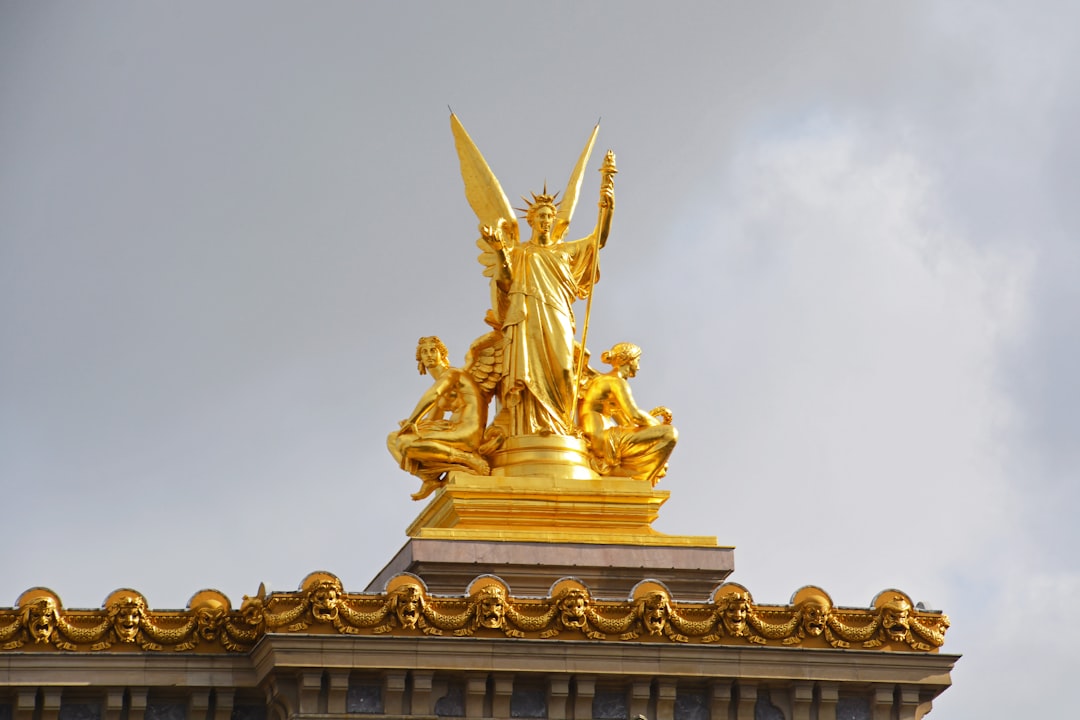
499, 236, 598, 436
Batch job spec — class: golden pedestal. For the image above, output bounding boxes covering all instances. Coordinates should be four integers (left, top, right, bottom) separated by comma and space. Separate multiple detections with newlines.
406, 471, 716, 547
488, 434, 599, 479
397, 435, 725, 599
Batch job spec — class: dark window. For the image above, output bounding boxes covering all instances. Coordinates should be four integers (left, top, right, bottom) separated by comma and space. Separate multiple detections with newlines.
510, 688, 547, 719
675, 690, 710, 720
836, 697, 871, 720
59, 705, 102, 720
435, 683, 465, 717
592, 690, 628, 720
346, 684, 384, 715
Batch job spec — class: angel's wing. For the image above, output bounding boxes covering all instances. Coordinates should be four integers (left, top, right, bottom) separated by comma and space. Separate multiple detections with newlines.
553, 122, 600, 242
463, 330, 509, 401
475, 238, 495, 276
451, 113, 516, 237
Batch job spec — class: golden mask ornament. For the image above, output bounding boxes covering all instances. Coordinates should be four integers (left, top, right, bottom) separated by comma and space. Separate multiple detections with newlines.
20, 590, 59, 644
188, 590, 230, 643
105, 590, 146, 644
0, 574, 948, 653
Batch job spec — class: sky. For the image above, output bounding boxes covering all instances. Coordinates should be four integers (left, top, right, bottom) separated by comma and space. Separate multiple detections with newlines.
2, 1, 1078, 717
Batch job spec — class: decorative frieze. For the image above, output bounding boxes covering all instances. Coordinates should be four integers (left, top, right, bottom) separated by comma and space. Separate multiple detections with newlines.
1, 573, 947, 654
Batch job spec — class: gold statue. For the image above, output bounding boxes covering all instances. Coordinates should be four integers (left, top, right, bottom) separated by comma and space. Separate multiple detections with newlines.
384, 115, 683, 511
578, 343, 678, 485
454, 114, 614, 437
388, 335, 505, 500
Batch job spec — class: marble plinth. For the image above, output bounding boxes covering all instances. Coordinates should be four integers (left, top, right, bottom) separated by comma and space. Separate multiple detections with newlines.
366, 537, 735, 601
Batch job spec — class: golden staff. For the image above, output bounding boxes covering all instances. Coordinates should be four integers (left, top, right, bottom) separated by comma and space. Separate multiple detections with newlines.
571, 150, 617, 426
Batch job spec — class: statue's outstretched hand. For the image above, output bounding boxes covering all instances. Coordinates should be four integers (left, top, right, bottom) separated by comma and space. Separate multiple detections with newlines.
480, 224, 504, 250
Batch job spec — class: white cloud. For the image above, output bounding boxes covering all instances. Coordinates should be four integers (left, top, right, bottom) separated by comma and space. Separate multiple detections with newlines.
648, 116, 1030, 607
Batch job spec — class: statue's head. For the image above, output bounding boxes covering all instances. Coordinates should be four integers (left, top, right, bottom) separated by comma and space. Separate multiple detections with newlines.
105, 590, 147, 643
189, 590, 230, 642
239, 584, 267, 629
416, 336, 450, 375
384, 574, 425, 630
878, 594, 912, 642
477, 587, 505, 626
468, 578, 509, 630
711, 586, 752, 636
601, 343, 642, 377
723, 594, 750, 632
797, 594, 831, 637
302, 572, 344, 623
636, 590, 671, 636
18, 590, 60, 644
557, 588, 590, 629
390, 583, 426, 629
523, 191, 559, 244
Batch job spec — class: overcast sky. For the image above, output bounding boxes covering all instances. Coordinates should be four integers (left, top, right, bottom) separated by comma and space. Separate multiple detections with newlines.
2, 2, 1078, 717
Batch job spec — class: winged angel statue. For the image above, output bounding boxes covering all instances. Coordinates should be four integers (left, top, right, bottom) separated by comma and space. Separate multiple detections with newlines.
388, 114, 675, 499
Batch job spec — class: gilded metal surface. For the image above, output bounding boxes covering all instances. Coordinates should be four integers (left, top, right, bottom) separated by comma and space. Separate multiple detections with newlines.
579, 343, 677, 485
0, 574, 948, 653
403, 472, 717, 547
388, 336, 506, 500
390, 116, 678, 503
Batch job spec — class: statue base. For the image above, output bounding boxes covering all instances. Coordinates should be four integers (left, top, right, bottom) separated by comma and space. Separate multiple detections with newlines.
488, 434, 598, 479
366, 536, 734, 600
405, 471, 717, 547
